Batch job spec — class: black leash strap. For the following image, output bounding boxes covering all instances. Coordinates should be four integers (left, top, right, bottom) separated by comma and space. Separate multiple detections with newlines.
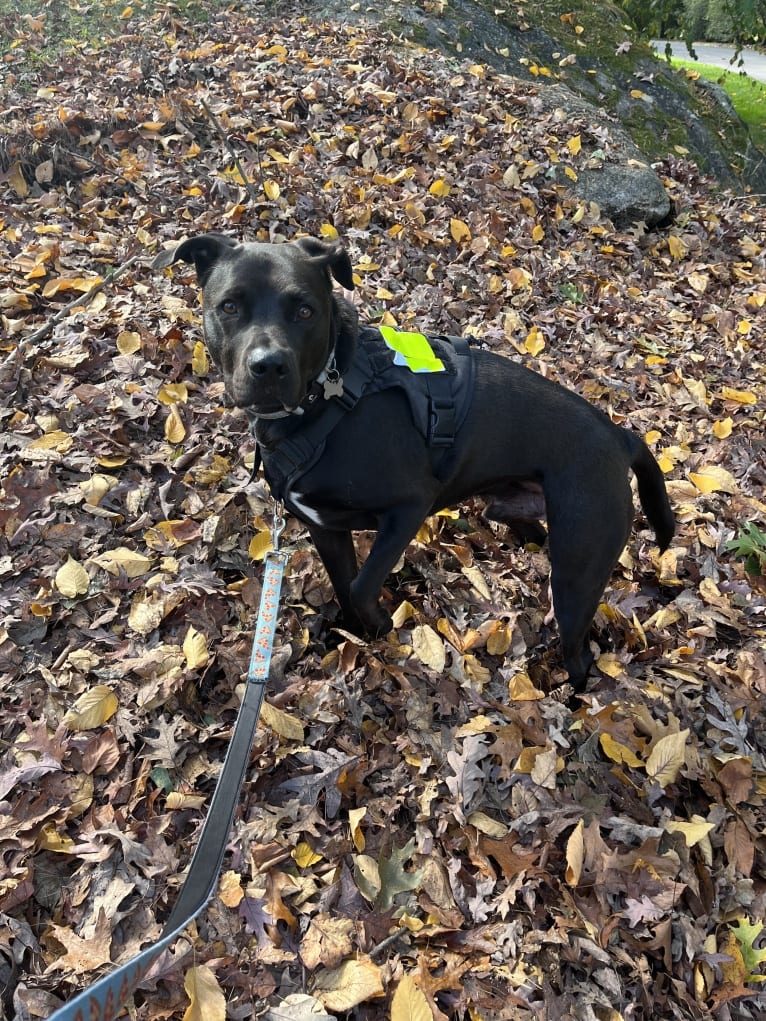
45, 531, 288, 1021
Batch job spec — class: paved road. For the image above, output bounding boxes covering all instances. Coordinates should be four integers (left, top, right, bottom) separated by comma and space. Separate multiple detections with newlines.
653, 40, 766, 83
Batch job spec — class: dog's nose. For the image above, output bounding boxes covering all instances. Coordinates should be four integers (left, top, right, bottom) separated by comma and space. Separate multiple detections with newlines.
247, 350, 288, 381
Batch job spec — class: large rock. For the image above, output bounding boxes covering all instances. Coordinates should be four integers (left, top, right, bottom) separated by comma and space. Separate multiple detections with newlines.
303, 0, 766, 223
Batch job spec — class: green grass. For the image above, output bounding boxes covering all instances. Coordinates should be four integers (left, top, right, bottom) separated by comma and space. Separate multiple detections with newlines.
671, 57, 766, 150
0, 0, 227, 57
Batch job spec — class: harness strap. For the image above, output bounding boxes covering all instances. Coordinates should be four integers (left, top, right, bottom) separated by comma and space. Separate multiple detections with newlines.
425, 335, 472, 449
261, 342, 377, 502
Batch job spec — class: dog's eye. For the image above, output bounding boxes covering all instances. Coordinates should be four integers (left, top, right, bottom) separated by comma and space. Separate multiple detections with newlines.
221, 299, 238, 316
296, 304, 314, 320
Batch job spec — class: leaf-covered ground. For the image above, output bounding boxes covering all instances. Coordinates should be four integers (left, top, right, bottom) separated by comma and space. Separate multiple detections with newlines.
1, 6, 765, 1021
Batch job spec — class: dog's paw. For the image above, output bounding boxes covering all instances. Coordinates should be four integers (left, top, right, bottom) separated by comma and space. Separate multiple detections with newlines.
358, 604, 393, 637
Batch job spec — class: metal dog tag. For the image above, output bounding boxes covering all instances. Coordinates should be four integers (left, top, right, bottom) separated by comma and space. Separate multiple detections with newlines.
323, 374, 344, 399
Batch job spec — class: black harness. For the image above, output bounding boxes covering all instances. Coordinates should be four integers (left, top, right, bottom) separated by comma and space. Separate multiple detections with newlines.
252, 327, 475, 509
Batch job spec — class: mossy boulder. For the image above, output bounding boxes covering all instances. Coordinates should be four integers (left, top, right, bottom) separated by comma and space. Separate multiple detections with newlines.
300, 0, 766, 203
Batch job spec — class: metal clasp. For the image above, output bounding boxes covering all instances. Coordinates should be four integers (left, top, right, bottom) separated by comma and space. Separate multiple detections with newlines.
271, 499, 286, 553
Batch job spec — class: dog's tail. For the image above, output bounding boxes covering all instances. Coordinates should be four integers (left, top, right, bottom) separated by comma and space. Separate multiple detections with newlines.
629, 434, 675, 551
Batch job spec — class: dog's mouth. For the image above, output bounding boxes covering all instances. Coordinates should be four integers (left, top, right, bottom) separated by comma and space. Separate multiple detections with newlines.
240, 399, 299, 420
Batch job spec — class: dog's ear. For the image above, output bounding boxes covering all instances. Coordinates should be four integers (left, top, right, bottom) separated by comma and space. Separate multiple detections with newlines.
152, 233, 239, 283
294, 236, 355, 291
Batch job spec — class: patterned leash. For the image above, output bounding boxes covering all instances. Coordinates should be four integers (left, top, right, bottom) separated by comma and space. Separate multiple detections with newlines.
44, 502, 288, 1021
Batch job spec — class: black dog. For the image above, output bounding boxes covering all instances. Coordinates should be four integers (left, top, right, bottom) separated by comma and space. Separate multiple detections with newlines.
153, 234, 674, 692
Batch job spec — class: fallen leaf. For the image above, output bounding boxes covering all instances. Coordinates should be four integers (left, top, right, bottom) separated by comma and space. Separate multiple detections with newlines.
63, 685, 119, 731
312, 956, 384, 1011
183, 965, 226, 1021
646, 729, 689, 788
55, 556, 90, 598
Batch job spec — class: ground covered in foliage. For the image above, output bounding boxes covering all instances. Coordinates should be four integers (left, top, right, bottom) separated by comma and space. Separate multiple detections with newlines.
1, 5, 765, 1021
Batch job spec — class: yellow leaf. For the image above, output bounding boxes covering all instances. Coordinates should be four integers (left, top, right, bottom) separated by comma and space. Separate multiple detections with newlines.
596, 652, 624, 678
79, 473, 114, 507
450, 218, 471, 243
38, 823, 76, 853
8, 162, 30, 198
260, 702, 305, 742
349, 806, 367, 851
689, 466, 738, 495
92, 547, 153, 578
531, 223, 545, 242
721, 386, 756, 405
158, 382, 188, 404
429, 178, 451, 196
128, 594, 166, 635
665, 819, 714, 847
565, 819, 585, 886
166, 792, 206, 810
165, 403, 186, 443
737, 319, 751, 335
508, 672, 545, 701
55, 556, 90, 598
404, 202, 426, 225
248, 530, 273, 561
191, 341, 209, 376
63, 685, 119, 731
630, 88, 647, 99
116, 330, 141, 354
183, 626, 209, 670
28, 429, 73, 452
645, 430, 662, 444
600, 733, 643, 768
486, 621, 512, 656
219, 870, 244, 907
507, 266, 532, 289
667, 234, 686, 260
646, 729, 689, 787
320, 223, 339, 238
313, 956, 384, 1012
468, 811, 508, 839
391, 974, 431, 1021
412, 624, 446, 673
292, 841, 323, 868
392, 600, 416, 627
514, 745, 547, 773
712, 418, 733, 439
687, 271, 709, 293
264, 179, 281, 200
720, 929, 748, 986
524, 326, 546, 356
183, 965, 226, 1021
564, 165, 578, 181
566, 134, 582, 155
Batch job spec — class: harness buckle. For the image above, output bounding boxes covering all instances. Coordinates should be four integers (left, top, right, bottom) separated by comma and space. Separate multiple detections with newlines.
428, 397, 457, 448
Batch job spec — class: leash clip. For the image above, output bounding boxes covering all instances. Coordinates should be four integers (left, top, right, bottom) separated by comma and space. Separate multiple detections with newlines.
271, 499, 286, 553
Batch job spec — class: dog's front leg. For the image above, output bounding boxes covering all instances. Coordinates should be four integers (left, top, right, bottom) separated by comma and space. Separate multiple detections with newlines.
348, 506, 427, 635
307, 525, 364, 630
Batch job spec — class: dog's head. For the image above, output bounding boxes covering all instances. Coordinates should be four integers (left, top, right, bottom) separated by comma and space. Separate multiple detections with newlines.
153, 234, 357, 418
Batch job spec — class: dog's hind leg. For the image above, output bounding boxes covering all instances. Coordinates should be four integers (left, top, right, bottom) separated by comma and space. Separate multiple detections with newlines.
483, 483, 547, 546
546, 487, 633, 693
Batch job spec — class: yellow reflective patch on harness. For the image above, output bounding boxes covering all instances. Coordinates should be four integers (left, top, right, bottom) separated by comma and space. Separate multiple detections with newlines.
379, 325, 445, 373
